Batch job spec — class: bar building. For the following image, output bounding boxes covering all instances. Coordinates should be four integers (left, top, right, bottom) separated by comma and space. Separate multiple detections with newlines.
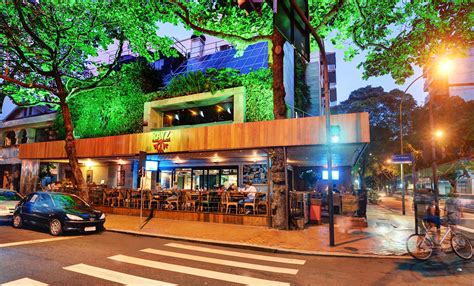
13, 36, 370, 226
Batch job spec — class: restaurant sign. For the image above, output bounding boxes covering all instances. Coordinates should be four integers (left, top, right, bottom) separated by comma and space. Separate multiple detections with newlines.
152, 131, 172, 153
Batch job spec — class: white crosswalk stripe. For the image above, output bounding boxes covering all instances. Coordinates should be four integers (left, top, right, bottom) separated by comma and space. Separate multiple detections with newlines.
109, 254, 291, 286
141, 248, 299, 274
63, 263, 176, 286
1, 278, 48, 286
165, 242, 306, 265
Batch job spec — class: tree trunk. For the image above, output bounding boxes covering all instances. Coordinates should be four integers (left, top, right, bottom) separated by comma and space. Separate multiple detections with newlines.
269, 147, 288, 229
271, 26, 287, 119
59, 98, 88, 201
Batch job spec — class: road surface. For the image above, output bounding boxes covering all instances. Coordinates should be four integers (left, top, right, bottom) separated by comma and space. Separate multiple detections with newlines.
0, 224, 472, 286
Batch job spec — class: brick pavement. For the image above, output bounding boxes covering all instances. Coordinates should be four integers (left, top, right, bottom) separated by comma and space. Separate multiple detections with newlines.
104, 204, 415, 256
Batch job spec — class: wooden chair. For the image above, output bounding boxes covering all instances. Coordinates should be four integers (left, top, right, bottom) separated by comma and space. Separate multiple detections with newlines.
244, 194, 257, 215
165, 192, 179, 210
131, 190, 141, 208
257, 191, 268, 215
219, 192, 228, 213
148, 192, 161, 209
102, 189, 114, 206
184, 192, 198, 211
226, 193, 239, 214
117, 189, 128, 207
199, 193, 211, 212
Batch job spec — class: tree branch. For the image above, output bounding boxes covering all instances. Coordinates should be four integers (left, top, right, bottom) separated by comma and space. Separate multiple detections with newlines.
0, 74, 57, 94
315, 0, 347, 32
13, 0, 55, 55
72, 37, 124, 95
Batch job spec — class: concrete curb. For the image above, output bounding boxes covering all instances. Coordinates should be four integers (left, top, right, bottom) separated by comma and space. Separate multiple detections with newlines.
106, 228, 411, 260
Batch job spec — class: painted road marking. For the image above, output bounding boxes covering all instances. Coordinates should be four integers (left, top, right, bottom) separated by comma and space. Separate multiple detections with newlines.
165, 242, 306, 265
110, 255, 290, 286
457, 225, 474, 234
141, 248, 298, 275
1, 278, 48, 286
0, 237, 79, 248
63, 263, 176, 286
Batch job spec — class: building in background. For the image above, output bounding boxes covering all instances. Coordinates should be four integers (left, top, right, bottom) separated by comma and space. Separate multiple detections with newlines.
0, 98, 57, 191
305, 52, 337, 116
424, 46, 474, 102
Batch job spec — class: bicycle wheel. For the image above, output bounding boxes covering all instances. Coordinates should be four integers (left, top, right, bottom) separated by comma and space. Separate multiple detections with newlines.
406, 234, 433, 260
451, 233, 473, 260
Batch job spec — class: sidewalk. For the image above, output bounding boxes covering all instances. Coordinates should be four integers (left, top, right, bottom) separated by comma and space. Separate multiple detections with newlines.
104, 204, 414, 258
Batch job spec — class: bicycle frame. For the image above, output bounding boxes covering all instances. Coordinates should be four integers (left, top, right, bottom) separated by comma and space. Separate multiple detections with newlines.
420, 223, 452, 248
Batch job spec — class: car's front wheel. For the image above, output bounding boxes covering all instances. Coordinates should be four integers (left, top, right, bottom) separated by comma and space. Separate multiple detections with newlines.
49, 219, 62, 236
12, 214, 22, 229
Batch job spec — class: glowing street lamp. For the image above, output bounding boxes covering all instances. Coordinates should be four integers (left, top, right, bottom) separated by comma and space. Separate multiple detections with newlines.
436, 58, 453, 75
434, 130, 444, 139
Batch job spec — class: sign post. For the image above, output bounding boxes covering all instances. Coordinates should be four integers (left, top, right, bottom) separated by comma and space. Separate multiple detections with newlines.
390, 154, 414, 215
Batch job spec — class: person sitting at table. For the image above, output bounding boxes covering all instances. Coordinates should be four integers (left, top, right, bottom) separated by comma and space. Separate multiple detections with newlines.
239, 182, 258, 213
227, 183, 237, 192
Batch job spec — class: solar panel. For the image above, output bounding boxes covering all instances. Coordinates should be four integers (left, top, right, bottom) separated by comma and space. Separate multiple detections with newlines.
163, 42, 269, 84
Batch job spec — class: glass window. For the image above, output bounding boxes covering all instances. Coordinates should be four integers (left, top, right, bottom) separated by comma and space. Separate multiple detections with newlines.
208, 169, 220, 189
0, 191, 22, 201
160, 170, 173, 189
163, 100, 234, 127
176, 168, 192, 190
50, 194, 88, 208
192, 169, 207, 190
220, 169, 238, 187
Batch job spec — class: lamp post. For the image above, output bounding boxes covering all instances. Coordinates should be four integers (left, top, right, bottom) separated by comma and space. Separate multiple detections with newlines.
399, 74, 423, 215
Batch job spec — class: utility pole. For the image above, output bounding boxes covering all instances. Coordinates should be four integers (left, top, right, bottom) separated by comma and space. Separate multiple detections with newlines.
289, 0, 334, 246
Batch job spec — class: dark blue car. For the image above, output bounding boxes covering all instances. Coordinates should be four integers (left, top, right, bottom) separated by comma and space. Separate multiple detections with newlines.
12, 192, 105, 236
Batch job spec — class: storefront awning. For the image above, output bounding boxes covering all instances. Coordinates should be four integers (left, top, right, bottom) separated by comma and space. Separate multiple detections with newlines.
19, 113, 370, 167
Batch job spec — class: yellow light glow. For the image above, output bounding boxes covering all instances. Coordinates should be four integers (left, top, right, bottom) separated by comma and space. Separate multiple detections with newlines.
85, 159, 93, 168
386, 159, 392, 164
437, 58, 453, 75
435, 130, 444, 138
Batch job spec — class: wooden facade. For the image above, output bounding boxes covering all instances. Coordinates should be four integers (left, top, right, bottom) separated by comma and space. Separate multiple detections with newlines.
19, 113, 369, 160
95, 206, 269, 227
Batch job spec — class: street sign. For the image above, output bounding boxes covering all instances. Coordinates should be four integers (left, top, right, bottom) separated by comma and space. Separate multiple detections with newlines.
391, 154, 413, 164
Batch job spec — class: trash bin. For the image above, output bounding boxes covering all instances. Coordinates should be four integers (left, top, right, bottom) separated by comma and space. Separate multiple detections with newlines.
310, 198, 322, 224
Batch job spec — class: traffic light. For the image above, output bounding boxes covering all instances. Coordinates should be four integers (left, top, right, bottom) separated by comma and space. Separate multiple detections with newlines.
330, 125, 341, 144
237, 0, 264, 14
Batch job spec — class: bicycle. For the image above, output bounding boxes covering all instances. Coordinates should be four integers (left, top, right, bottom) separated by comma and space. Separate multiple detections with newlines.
406, 220, 473, 260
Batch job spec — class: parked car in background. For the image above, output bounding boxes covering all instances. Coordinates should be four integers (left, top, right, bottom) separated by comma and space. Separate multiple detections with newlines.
0, 189, 23, 221
13, 192, 105, 236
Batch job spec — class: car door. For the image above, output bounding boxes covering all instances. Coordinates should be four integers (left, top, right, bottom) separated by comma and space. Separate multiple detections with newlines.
31, 193, 53, 227
21, 194, 38, 224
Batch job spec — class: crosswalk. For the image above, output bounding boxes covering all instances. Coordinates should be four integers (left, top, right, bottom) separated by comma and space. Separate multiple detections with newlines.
0, 242, 306, 286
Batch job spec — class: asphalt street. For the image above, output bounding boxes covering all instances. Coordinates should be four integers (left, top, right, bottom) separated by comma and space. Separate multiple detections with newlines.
0, 223, 473, 286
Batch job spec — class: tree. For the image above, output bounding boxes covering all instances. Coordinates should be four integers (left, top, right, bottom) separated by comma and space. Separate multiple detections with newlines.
410, 95, 474, 168
54, 63, 154, 139
0, 1, 175, 200
334, 86, 417, 188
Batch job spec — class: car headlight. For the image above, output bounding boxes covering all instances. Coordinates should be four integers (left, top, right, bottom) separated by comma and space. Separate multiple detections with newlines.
99, 213, 106, 220
66, 214, 84, 221
0, 206, 8, 211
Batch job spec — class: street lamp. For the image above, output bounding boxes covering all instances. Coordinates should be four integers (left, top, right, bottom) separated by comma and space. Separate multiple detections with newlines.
399, 74, 424, 216
399, 57, 452, 216
434, 130, 444, 139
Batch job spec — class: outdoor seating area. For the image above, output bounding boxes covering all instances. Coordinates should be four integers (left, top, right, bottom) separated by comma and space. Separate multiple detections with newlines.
88, 188, 269, 216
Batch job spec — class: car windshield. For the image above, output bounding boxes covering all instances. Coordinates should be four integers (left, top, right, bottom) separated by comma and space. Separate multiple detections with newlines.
0, 191, 22, 201
50, 194, 89, 208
